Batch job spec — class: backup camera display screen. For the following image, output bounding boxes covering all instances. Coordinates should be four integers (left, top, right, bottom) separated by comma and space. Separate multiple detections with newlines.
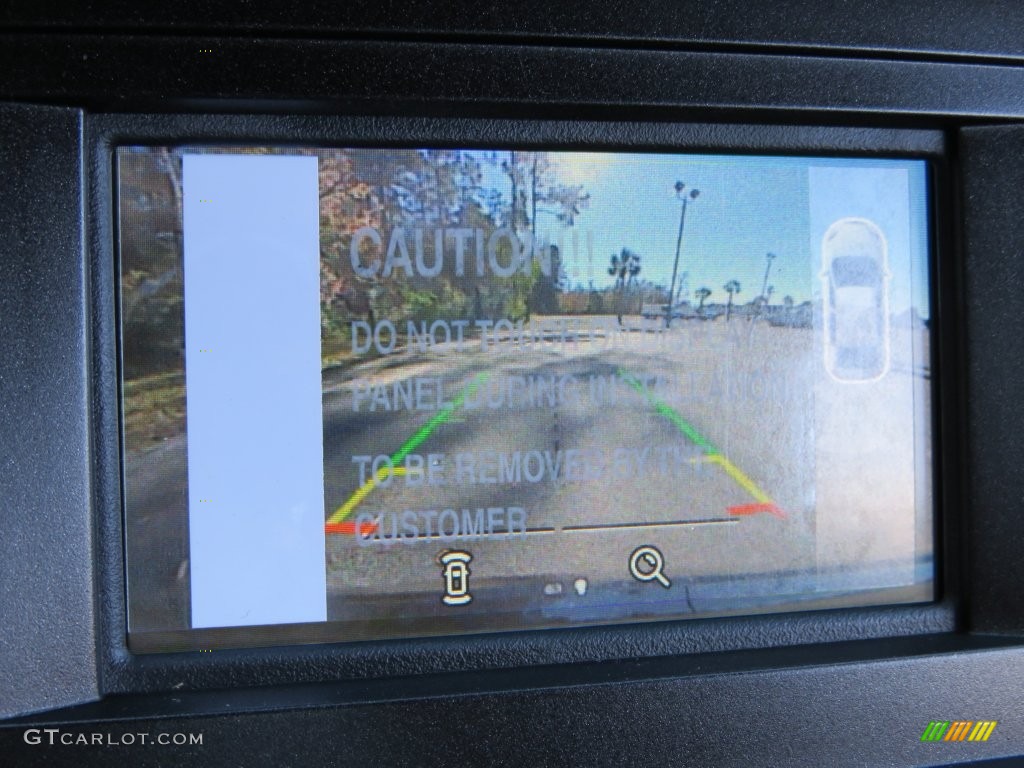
118, 146, 933, 651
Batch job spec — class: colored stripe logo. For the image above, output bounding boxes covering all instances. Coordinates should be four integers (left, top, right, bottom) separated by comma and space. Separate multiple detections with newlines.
921, 721, 997, 742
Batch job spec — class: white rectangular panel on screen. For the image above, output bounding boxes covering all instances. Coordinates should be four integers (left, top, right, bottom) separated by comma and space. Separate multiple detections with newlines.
182, 153, 326, 628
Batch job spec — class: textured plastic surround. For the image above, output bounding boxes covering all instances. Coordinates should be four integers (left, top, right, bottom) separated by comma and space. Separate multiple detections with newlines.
2, 5, 1024, 764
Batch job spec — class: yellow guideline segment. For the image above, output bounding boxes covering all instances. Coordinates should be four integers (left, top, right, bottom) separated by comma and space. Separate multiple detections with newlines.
327, 466, 408, 526
706, 454, 773, 505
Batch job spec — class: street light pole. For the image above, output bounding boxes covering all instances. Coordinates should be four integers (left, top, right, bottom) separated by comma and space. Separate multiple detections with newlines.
755, 251, 777, 324
760, 252, 776, 301
666, 182, 699, 328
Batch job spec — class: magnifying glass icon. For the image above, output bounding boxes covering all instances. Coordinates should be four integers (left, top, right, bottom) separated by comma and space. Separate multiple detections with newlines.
629, 545, 671, 589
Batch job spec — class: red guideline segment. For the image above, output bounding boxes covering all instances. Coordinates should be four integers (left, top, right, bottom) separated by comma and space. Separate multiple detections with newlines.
727, 503, 786, 519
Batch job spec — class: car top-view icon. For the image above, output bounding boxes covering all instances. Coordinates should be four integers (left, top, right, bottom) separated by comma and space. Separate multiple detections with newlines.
820, 217, 891, 382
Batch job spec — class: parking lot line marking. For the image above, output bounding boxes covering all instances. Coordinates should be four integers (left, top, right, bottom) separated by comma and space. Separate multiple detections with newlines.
564, 519, 737, 531
404, 526, 558, 540
325, 372, 489, 531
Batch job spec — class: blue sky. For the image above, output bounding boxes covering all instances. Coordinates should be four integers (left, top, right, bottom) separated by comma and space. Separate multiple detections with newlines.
481, 151, 930, 313
541, 153, 811, 303
161, 146, 929, 314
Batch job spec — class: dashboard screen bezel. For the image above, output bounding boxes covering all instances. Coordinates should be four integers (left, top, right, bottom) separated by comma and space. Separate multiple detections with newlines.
90, 112, 956, 693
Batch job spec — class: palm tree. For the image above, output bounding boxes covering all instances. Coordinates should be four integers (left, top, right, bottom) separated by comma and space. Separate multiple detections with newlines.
724, 279, 741, 321
695, 287, 712, 311
625, 249, 641, 287
608, 251, 631, 289
609, 248, 641, 322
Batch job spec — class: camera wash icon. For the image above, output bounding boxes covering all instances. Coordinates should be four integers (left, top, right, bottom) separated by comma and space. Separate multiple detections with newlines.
920, 721, 998, 742
440, 550, 473, 606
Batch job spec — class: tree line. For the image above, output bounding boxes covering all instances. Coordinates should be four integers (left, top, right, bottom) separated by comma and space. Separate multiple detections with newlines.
118, 148, 593, 376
